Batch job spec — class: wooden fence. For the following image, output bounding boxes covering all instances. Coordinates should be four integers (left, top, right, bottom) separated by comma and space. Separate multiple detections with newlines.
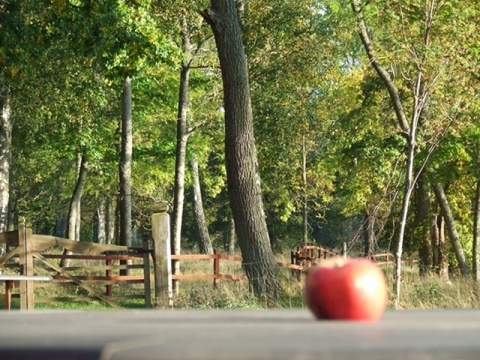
0, 222, 152, 310
288, 243, 342, 280
367, 252, 419, 268
172, 250, 247, 287
0, 216, 419, 310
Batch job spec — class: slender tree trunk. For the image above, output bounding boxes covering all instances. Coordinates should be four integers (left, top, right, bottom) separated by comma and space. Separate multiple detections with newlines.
431, 214, 449, 280
68, 154, 88, 240
172, 17, 192, 293
302, 135, 308, 245
190, 157, 213, 254
474, 179, 480, 282
0, 82, 11, 266
120, 76, 133, 248
120, 76, 133, 275
60, 153, 88, 267
201, 0, 283, 298
106, 196, 115, 245
95, 197, 106, 244
433, 183, 470, 276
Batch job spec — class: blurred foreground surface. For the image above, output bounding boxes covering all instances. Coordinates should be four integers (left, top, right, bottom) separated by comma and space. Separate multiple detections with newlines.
0, 309, 479, 359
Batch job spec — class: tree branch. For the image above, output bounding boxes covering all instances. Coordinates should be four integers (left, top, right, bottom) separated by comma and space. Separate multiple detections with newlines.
350, 0, 410, 135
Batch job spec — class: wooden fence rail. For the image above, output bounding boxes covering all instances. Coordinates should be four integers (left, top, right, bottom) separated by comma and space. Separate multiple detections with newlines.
171, 250, 247, 287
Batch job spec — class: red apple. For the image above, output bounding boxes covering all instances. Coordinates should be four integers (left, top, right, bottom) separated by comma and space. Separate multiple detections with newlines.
305, 257, 387, 321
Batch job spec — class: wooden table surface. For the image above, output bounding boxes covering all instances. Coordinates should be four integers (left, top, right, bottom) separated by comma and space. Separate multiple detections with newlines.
0, 309, 479, 360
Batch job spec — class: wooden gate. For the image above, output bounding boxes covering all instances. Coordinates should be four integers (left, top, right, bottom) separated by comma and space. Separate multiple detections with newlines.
0, 222, 152, 310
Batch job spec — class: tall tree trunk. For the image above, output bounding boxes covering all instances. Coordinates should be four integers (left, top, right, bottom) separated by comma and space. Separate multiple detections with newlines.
120, 76, 133, 248
473, 179, 480, 282
302, 135, 308, 245
60, 153, 88, 267
68, 154, 88, 240
415, 171, 432, 275
120, 76, 133, 275
431, 214, 449, 280
433, 183, 470, 276
106, 196, 115, 245
201, 0, 283, 298
190, 157, 213, 255
95, 197, 106, 244
172, 17, 192, 293
363, 212, 375, 258
0, 82, 11, 266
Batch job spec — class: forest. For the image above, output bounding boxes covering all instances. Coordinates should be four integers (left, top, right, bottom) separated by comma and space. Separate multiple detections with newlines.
0, 0, 479, 302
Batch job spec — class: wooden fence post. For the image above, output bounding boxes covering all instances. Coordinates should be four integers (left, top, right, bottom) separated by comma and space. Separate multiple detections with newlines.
213, 249, 220, 288
151, 212, 173, 308
18, 222, 34, 310
143, 239, 152, 308
105, 257, 113, 296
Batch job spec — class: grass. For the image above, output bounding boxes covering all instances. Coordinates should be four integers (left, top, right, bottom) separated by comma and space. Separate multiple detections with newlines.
2, 254, 479, 310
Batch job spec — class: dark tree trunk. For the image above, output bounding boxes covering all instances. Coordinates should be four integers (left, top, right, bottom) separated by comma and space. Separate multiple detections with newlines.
433, 184, 470, 276
190, 157, 213, 255
414, 171, 432, 275
363, 212, 375, 258
201, 0, 282, 298
53, 217, 67, 238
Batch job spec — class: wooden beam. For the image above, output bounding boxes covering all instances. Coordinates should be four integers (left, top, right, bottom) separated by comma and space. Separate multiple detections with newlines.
30, 235, 130, 255
151, 212, 173, 308
18, 224, 34, 310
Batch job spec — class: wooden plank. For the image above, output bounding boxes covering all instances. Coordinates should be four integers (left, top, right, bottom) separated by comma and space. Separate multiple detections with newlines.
35, 294, 145, 304
171, 254, 217, 260
52, 275, 145, 281
0, 275, 52, 281
30, 235, 130, 255
218, 254, 243, 262
38, 279, 145, 286
59, 264, 144, 272
42, 254, 147, 260
32, 252, 123, 310
172, 274, 247, 281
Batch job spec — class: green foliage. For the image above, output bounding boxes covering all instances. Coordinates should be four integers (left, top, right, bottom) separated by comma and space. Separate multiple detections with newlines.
2, 0, 480, 276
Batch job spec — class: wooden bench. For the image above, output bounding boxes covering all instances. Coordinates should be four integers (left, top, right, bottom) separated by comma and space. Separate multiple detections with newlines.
0, 274, 53, 310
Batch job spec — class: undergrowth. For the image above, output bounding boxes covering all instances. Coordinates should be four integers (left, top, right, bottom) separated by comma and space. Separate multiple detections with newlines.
2, 256, 480, 310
